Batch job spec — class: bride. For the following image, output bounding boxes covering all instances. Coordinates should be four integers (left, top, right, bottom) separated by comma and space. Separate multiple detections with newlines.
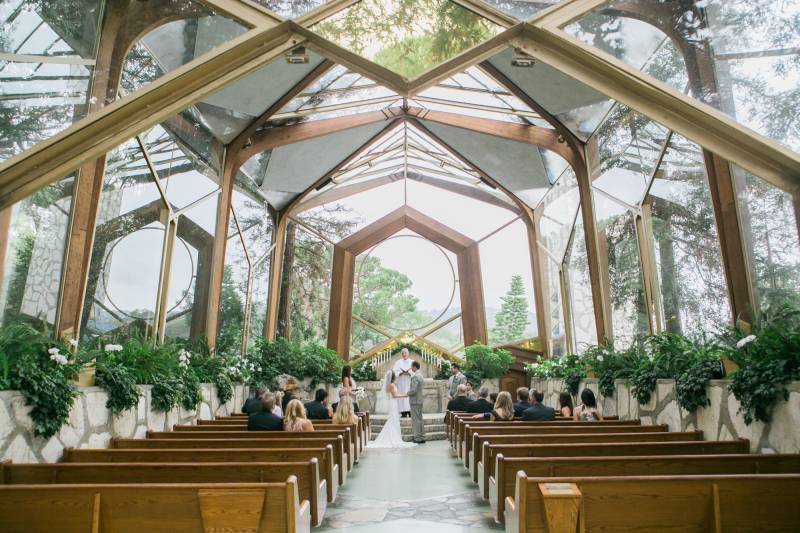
368, 370, 417, 449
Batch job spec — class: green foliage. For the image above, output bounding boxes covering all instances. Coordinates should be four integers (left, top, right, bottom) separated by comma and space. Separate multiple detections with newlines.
246, 337, 343, 387
352, 360, 377, 382
436, 359, 452, 380
676, 356, 723, 413
628, 357, 659, 405
216, 266, 245, 357
581, 340, 639, 398
0, 324, 80, 438
94, 361, 140, 415
490, 275, 530, 345
525, 354, 587, 396
725, 305, 800, 424
463, 342, 514, 382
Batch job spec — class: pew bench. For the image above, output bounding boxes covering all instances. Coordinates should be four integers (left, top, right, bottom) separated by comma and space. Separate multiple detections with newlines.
0, 479, 311, 533
479, 438, 750, 503
63, 446, 340, 503
471, 430, 702, 486
490, 453, 800, 523
0, 459, 328, 527
505, 473, 800, 533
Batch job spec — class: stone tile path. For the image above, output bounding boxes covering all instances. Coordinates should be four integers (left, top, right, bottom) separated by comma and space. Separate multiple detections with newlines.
317, 440, 503, 532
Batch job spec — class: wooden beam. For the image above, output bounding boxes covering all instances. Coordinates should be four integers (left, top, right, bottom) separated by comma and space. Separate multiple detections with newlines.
405, 171, 520, 213
196, 0, 282, 27
337, 208, 408, 254
458, 243, 488, 345
264, 214, 288, 340
635, 206, 659, 334
0, 207, 11, 301
294, 175, 398, 213
529, 0, 608, 29
406, 106, 576, 168
237, 107, 400, 165
528, 206, 551, 357
703, 151, 756, 324
513, 26, 800, 195
404, 206, 475, 253
450, 0, 517, 28
295, 0, 361, 27
327, 245, 356, 358
0, 23, 299, 210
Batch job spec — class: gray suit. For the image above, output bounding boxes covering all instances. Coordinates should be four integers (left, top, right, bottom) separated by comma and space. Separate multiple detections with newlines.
447, 372, 467, 399
407, 371, 426, 442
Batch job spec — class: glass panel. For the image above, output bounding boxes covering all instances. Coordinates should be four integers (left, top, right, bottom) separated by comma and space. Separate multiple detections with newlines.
565, 209, 597, 351
594, 103, 670, 207
733, 164, 800, 310
406, 179, 518, 241
539, 167, 580, 260
349, 320, 391, 356
482, 0, 561, 20
593, 191, 648, 347
480, 219, 538, 345
216, 213, 248, 355
0, 174, 74, 327
486, 47, 615, 141
567, 1, 800, 153
313, 0, 501, 78
248, 255, 270, 347
0, 0, 103, 162
648, 134, 731, 336
424, 315, 463, 352
254, 0, 331, 19
542, 256, 566, 356
281, 225, 333, 345
82, 138, 166, 336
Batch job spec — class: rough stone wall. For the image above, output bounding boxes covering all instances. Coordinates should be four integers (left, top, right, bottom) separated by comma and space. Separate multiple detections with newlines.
0, 383, 249, 464
531, 378, 800, 453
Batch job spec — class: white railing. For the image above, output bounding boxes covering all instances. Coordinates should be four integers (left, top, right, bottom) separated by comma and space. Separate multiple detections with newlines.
372, 345, 450, 369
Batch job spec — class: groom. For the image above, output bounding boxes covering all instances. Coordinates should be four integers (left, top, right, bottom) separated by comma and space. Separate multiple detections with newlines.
407, 361, 426, 444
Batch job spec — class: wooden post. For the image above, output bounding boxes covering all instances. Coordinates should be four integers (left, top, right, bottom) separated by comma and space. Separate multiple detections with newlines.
327, 245, 356, 358
457, 243, 488, 346
538, 482, 582, 533
703, 151, 756, 324
0, 207, 13, 307
265, 214, 288, 340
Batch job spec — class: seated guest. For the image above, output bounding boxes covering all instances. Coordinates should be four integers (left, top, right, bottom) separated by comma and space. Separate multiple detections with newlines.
284, 399, 315, 432
464, 382, 477, 401
447, 384, 472, 412
521, 390, 555, 421
574, 388, 603, 421
333, 395, 359, 426
466, 386, 493, 413
558, 391, 574, 418
306, 388, 333, 420
242, 387, 267, 414
513, 387, 531, 417
489, 392, 499, 404
273, 391, 284, 417
488, 391, 515, 421
247, 393, 283, 431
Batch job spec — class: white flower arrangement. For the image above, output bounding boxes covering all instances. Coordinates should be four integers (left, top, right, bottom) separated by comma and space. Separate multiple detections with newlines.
178, 349, 191, 367
596, 355, 604, 362
47, 347, 60, 355
68, 339, 79, 348
736, 335, 757, 349
49, 348, 68, 365
104, 344, 123, 352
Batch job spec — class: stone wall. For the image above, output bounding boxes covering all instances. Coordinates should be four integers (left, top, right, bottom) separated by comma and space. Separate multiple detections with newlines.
531, 378, 800, 454
0, 383, 249, 464
357, 378, 499, 414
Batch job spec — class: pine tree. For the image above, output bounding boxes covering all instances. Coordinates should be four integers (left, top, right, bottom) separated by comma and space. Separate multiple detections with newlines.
490, 275, 530, 344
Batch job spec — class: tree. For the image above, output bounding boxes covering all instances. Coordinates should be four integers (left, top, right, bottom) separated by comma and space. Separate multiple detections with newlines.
215, 266, 245, 356
490, 275, 530, 344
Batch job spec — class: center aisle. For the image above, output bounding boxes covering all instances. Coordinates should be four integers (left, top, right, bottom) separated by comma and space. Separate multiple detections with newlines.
318, 440, 503, 532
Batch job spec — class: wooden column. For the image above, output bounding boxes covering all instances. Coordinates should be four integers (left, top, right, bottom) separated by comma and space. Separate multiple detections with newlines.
0, 207, 12, 303
527, 207, 551, 358
703, 151, 756, 324
457, 243, 488, 346
327, 245, 356, 358
264, 214, 288, 340
635, 205, 659, 334
205, 159, 236, 349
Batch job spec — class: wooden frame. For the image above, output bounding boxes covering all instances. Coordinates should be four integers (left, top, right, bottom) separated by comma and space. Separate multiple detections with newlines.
326, 206, 487, 358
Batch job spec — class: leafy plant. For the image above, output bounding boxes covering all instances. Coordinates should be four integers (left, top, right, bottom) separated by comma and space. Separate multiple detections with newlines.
435, 359, 451, 380
525, 354, 587, 395
463, 342, 514, 381
629, 356, 659, 405
352, 360, 377, 381
94, 360, 140, 415
676, 356, 722, 412
151, 374, 182, 412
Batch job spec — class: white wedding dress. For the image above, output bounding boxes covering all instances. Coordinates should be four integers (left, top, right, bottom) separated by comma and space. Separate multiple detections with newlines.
368, 371, 416, 449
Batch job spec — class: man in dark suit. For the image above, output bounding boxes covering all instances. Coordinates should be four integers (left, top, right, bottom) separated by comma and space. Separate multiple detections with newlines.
466, 386, 493, 413
305, 389, 333, 420
513, 387, 531, 418
242, 387, 267, 415
446, 384, 472, 412
248, 393, 283, 431
521, 390, 555, 421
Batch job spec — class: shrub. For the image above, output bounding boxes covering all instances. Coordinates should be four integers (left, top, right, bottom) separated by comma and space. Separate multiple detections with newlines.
352, 360, 377, 381
464, 342, 513, 382
94, 360, 140, 415
525, 354, 587, 396
435, 359, 452, 380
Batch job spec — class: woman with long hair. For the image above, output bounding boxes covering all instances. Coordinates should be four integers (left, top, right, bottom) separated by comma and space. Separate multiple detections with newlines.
368, 370, 415, 449
558, 392, 574, 418
489, 391, 514, 421
331, 365, 360, 412
333, 395, 359, 426
284, 399, 315, 432
574, 388, 603, 421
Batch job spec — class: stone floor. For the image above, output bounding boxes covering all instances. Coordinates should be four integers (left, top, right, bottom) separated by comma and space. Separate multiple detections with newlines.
317, 440, 503, 532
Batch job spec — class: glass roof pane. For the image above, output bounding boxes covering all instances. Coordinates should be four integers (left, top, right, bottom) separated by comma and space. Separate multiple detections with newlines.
253, 0, 332, 18
1, 0, 103, 57
539, 166, 580, 260
482, 0, 561, 20
566, 0, 800, 154
313, 0, 502, 78
406, 179, 518, 240
486, 47, 615, 141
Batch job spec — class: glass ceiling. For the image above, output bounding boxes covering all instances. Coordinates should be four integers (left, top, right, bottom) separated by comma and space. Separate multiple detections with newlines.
255, 0, 332, 19
313, 0, 502, 78
483, 0, 562, 20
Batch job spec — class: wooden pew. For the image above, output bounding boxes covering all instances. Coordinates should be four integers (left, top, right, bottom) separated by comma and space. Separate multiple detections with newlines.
448, 414, 624, 446
0, 460, 328, 527
218, 413, 371, 442
479, 439, 750, 506
490, 453, 800, 523
455, 419, 641, 458
463, 423, 669, 469
0, 479, 311, 533
505, 474, 800, 533
112, 436, 350, 486
471, 430, 699, 485
63, 446, 340, 503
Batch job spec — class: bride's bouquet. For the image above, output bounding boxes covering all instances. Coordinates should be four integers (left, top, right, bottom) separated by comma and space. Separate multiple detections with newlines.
353, 387, 366, 402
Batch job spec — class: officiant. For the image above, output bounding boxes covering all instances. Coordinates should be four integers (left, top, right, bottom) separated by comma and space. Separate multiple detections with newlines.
392, 348, 413, 418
